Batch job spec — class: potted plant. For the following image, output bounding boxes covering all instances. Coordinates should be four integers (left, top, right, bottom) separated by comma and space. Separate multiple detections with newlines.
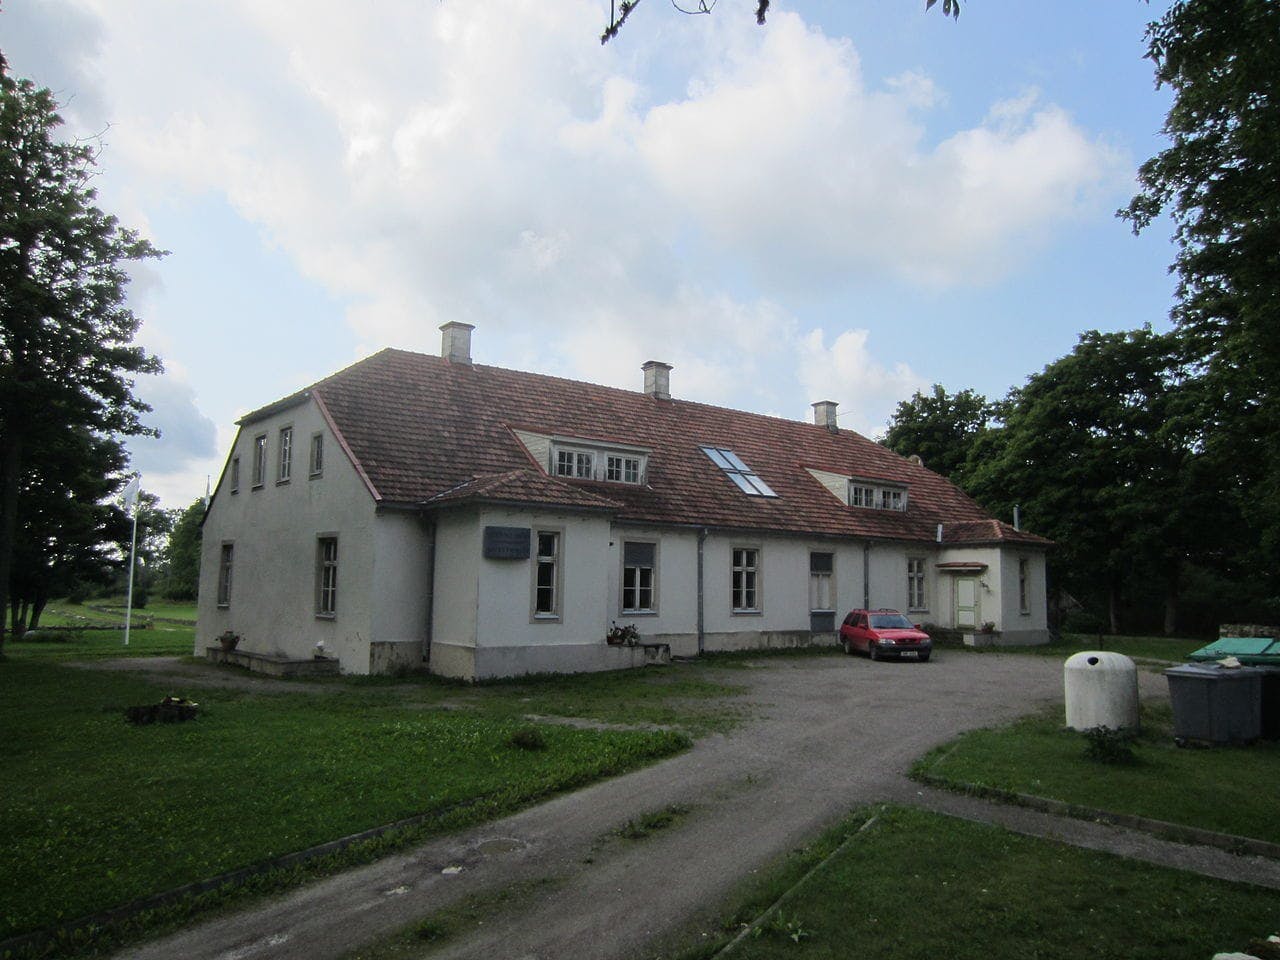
217, 630, 240, 652
606, 622, 640, 646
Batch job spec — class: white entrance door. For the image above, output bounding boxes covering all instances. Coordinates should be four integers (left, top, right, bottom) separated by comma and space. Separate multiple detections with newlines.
955, 578, 979, 629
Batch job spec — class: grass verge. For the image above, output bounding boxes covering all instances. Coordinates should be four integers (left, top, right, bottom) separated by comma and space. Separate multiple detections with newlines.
913, 702, 1280, 845
0, 657, 701, 951
7, 623, 195, 659
669, 805, 1279, 960
956, 632, 1206, 663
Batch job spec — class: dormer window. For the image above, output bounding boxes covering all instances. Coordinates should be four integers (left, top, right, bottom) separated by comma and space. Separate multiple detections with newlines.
848, 478, 908, 511
549, 440, 647, 484
607, 455, 641, 484
701, 446, 778, 498
556, 449, 594, 479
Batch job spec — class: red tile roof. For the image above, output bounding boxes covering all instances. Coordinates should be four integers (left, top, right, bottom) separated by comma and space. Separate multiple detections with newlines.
247, 348, 1049, 547
426, 469, 623, 512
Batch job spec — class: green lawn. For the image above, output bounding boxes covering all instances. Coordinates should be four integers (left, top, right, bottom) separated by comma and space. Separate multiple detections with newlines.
0, 654, 747, 948
914, 702, 1280, 845
672, 805, 1279, 960
7, 623, 195, 659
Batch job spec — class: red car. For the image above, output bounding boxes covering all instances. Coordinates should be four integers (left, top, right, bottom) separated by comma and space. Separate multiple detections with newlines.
840, 609, 933, 662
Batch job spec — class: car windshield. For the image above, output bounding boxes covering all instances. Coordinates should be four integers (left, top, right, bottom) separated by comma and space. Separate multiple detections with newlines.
869, 613, 914, 630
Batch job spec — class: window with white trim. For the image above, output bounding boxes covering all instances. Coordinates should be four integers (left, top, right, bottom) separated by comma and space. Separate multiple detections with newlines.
217, 543, 233, 606
1019, 558, 1030, 614
230, 457, 240, 494
252, 434, 267, 488
316, 537, 338, 617
907, 557, 927, 611
608, 455, 641, 484
278, 426, 293, 483
848, 479, 907, 511
555, 449, 594, 479
702, 447, 777, 498
309, 433, 324, 477
732, 547, 760, 612
622, 541, 656, 613
534, 531, 561, 618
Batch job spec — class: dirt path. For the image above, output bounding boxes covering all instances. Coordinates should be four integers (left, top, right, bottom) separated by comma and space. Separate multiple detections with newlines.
114, 653, 1191, 960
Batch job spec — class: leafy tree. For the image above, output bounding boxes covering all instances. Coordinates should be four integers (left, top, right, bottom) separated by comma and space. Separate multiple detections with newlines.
0, 55, 162, 654
966, 327, 1241, 635
8, 428, 129, 632
157, 499, 204, 602
1120, 0, 1280, 561
881, 384, 994, 485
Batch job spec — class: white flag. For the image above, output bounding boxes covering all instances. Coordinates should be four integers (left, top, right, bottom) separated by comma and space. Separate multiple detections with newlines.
123, 476, 141, 513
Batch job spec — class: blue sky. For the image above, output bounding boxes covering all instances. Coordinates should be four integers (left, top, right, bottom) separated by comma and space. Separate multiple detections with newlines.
5, 0, 1176, 508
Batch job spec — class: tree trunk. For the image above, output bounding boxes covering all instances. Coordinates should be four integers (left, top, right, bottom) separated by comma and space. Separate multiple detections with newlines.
0, 431, 22, 657
10, 598, 28, 638
1108, 583, 1120, 636
30, 591, 46, 631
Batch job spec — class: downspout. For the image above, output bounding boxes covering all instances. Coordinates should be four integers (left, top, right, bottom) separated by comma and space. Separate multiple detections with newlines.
696, 527, 707, 655
862, 541, 871, 610
423, 518, 437, 666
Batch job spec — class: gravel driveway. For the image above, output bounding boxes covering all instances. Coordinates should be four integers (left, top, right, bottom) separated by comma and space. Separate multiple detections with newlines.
116, 651, 1165, 960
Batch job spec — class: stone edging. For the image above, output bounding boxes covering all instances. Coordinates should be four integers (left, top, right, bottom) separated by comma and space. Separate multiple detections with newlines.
913, 773, 1280, 861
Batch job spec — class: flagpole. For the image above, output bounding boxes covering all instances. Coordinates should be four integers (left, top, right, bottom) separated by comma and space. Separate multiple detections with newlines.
123, 479, 141, 647
124, 506, 138, 646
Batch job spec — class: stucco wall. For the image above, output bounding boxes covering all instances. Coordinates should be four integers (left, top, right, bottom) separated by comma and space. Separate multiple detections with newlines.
607, 525, 698, 646
369, 510, 434, 669
197, 399, 378, 673
428, 510, 481, 668
474, 507, 612, 649
998, 549, 1050, 644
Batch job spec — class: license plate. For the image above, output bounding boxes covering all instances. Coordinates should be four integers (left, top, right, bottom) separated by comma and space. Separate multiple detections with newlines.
898, 651, 918, 659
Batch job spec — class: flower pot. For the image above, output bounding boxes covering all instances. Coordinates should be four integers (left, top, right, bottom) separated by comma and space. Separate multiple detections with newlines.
218, 633, 240, 652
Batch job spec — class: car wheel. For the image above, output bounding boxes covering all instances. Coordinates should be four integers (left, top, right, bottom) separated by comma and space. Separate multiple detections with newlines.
918, 652, 931, 663
869, 642, 880, 662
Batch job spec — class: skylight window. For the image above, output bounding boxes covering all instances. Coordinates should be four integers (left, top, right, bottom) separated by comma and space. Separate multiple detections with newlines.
701, 446, 778, 498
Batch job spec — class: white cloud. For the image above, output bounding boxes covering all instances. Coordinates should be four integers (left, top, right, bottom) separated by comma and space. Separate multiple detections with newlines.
797, 329, 928, 437
5, 1, 1134, 505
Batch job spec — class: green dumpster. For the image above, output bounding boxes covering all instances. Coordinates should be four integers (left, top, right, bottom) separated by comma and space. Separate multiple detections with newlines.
1186, 637, 1280, 665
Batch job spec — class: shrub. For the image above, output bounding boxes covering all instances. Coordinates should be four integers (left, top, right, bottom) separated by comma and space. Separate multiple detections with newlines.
1082, 725, 1139, 765
507, 725, 547, 751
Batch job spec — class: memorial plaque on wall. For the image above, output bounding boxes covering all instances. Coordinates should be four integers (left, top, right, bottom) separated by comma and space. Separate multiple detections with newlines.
483, 526, 531, 559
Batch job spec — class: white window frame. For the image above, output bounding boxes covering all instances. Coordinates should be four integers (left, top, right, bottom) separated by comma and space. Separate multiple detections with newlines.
621, 540, 658, 614
607, 454, 642, 484
316, 536, 338, 618
216, 542, 233, 607
731, 546, 761, 613
809, 552, 835, 613
230, 457, 240, 495
251, 434, 267, 488
849, 479, 907, 512
278, 426, 293, 484
532, 529, 562, 621
907, 557, 927, 612
555, 448, 595, 479
309, 432, 324, 478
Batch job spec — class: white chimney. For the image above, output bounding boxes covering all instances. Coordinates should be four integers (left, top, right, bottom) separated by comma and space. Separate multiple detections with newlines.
642, 361, 672, 399
811, 400, 839, 432
440, 322, 475, 364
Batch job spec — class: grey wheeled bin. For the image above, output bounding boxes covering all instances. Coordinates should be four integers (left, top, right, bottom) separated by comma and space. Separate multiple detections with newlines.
1164, 664, 1264, 745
